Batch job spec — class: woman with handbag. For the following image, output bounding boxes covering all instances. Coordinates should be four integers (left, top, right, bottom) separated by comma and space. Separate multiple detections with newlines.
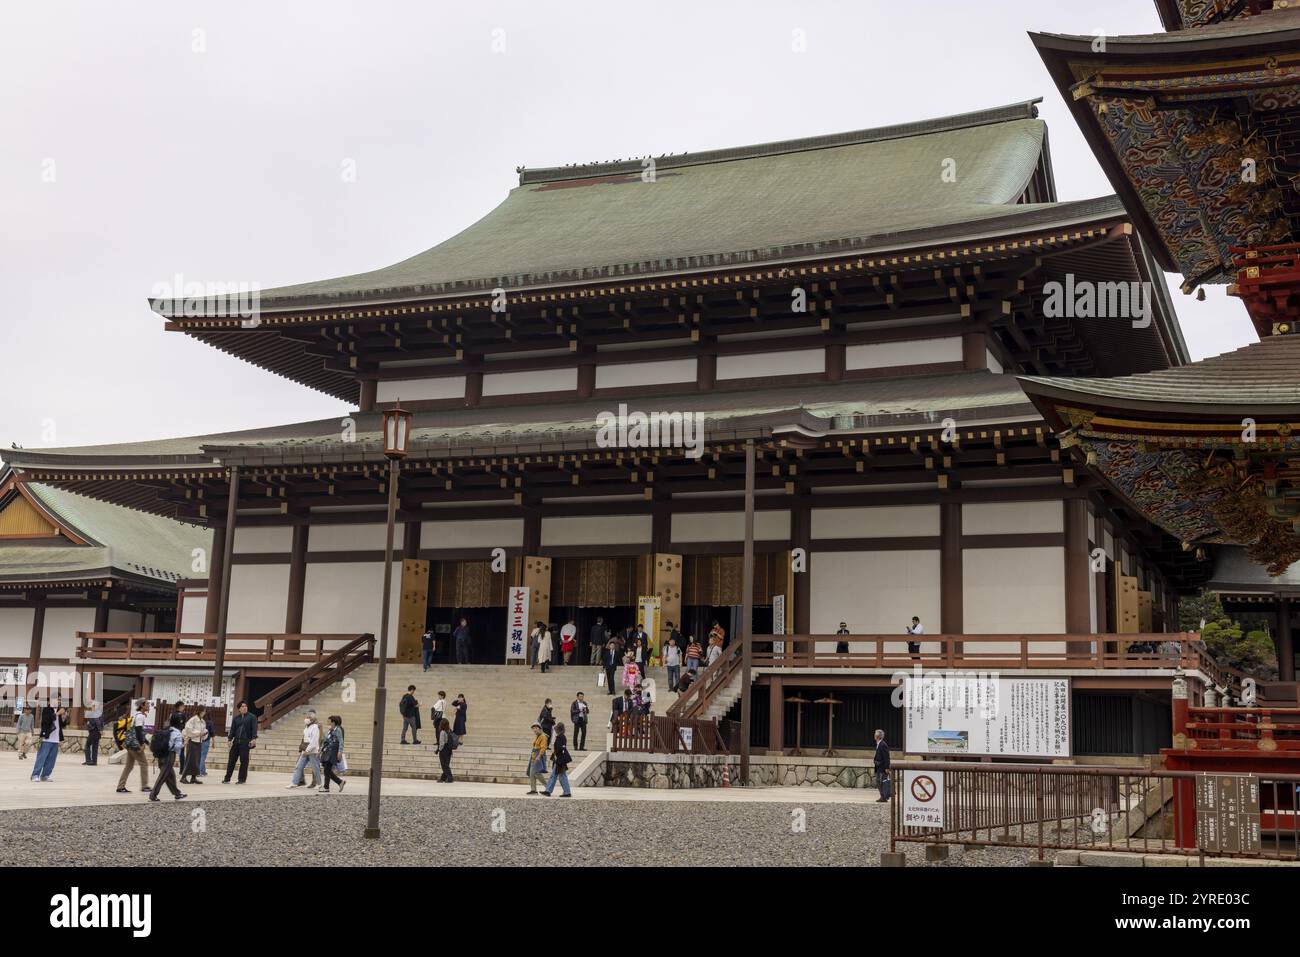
542, 722, 573, 797
437, 718, 455, 783
319, 715, 346, 792
452, 693, 468, 739
180, 707, 208, 785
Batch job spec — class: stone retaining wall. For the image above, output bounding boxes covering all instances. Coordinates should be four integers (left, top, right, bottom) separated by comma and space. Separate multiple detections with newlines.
600, 752, 879, 789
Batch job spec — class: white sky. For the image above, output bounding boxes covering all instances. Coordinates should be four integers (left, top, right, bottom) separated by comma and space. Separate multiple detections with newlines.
0, 0, 1258, 453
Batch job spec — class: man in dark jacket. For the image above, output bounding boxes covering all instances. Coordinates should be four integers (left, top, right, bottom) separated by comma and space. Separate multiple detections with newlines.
223, 701, 259, 784
399, 685, 421, 744
453, 618, 472, 664
873, 729, 892, 802
537, 699, 556, 744
603, 640, 620, 696
570, 692, 589, 751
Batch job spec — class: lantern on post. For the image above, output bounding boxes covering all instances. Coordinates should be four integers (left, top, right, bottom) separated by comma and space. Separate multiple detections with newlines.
365, 401, 413, 840
382, 403, 412, 460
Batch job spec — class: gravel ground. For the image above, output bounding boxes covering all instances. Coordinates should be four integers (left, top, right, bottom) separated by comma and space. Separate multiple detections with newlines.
0, 795, 1036, 867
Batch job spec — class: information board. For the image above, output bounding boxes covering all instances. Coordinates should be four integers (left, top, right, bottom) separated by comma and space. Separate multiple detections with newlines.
902, 675, 1070, 758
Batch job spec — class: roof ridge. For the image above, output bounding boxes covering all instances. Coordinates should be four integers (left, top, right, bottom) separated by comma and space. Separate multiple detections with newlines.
518, 99, 1043, 186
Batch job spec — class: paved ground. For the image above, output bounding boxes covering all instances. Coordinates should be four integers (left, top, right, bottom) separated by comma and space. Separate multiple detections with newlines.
0, 754, 1033, 866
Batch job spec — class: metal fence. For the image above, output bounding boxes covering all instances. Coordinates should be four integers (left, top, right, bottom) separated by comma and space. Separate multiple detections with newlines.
889, 761, 1300, 864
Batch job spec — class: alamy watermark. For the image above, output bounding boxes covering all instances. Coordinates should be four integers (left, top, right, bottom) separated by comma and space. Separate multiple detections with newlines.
595, 403, 704, 459
1042, 273, 1152, 329
150, 273, 262, 326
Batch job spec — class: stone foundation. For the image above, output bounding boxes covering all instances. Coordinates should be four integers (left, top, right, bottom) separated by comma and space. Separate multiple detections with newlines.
0, 728, 104, 755
600, 752, 879, 789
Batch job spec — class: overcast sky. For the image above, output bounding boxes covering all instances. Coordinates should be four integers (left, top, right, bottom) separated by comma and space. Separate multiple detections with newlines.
0, 0, 1258, 454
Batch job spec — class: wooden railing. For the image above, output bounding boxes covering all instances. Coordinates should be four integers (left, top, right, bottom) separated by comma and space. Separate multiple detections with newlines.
610, 713, 737, 754
76, 632, 367, 662
253, 634, 374, 729
668, 639, 745, 720
1183, 706, 1300, 753
669, 632, 1214, 723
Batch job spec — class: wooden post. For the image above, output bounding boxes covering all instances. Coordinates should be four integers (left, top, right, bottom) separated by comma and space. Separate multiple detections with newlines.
940, 500, 962, 634
211, 466, 240, 699
1064, 499, 1092, 656
1279, 597, 1295, 683
26, 597, 45, 689
284, 523, 308, 647
739, 438, 756, 785
768, 677, 783, 754
204, 523, 226, 637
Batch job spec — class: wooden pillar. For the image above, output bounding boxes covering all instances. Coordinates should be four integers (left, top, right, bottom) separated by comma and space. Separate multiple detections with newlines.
93, 596, 109, 633
825, 343, 846, 382
577, 362, 596, 398
1064, 498, 1092, 654
465, 371, 483, 408
652, 554, 683, 656
792, 499, 811, 634
739, 439, 755, 785
285, 523, 309, 643
940, 500, 962, 634
697, 353, 716, 392
522, 508, 541, 557
211, 466, 240, 698
26, 597, 46, 681
402, 520, 421, 561
1279, 597, 1295, 683
651, 500, 671, 554
204, 523, 226, 636
358, 379, 377, 413
962, 331, 988, 370
521, 557, 552, 665
396, 559, 431, 662
768, 677, 784, 754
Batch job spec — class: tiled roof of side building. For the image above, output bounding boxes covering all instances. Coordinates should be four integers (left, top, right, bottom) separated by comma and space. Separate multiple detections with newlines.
153, 101, 1065, 314
0, 483, 211, 585
1018, 335, 1300, 415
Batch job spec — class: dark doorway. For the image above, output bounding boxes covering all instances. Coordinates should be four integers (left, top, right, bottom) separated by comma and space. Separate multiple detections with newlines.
426, 607, 505, 663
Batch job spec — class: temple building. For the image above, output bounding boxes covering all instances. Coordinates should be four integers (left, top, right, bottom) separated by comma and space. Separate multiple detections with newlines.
1, 97, 1235, 760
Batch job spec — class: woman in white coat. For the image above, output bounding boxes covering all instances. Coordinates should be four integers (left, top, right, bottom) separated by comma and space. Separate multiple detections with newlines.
536, 626, 554, 674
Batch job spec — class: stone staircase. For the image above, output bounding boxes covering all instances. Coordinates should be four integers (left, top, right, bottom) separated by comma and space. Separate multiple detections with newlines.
242, 662, 676, 785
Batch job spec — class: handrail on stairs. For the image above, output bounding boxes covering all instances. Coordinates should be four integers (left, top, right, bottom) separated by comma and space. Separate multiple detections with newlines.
253, 633, 375, 729
666, 639, 744, 720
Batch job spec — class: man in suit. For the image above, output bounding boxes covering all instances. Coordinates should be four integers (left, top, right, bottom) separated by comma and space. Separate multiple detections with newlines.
588, 617, 608, 665
873, 728, 891, 802
223, 700, 259, 784
603, 640, 620, 696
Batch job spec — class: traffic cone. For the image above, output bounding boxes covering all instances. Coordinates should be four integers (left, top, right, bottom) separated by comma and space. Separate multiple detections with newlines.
721, 762, 731, 788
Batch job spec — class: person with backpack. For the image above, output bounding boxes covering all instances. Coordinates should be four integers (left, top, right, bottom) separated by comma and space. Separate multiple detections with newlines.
180, 706, 208, 785
223, 700, 258, 784
399, 685, 421, 745
318, 715, 346, 793
436, 718, 457, 783
541, 722, 573, 797
524, 722, 548, 795
148, 713, 186, 801
115, 699, 151, 793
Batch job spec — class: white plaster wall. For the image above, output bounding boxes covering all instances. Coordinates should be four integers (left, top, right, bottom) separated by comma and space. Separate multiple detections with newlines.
962, 501, 1064, 536
670, 510, 790, 543
226, 564, 290, 633
107, 609, 139, 632
180, 595, 208, 633
301, 561, 401, 648
986, 350, 1004, 374
421, 518, 523, 549
232, 526, 293, 554
311, 523, 404, 552
845, 337, 962, 370
482, 367, 577, 397
716, 350, 823, 380
42, 608, 95, 661
0, 607, 35, 659
542, 514, 652, 547
595, 358, 696, 390
810, 550, 941, 654
962, 547, 1066, 653
811, 505, 939, 538
377, 376, 466, 403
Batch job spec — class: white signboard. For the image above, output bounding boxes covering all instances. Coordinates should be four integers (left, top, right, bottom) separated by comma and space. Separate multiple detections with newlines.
505, 586, 530, 662
902, 770, 944, 829
678, 727, 694, 752
772, 594, 786, 655
902, 675, 1070, 758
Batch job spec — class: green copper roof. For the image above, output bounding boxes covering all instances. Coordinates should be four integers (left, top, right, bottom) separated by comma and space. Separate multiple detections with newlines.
0, 483, 210, 586
154, 101, 1058, 315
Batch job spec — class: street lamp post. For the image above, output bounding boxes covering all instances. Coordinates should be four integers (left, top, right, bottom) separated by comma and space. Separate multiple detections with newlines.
364, 403, 411, 840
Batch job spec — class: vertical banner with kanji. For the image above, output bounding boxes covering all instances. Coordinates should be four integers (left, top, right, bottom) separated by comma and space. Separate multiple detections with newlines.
506, 585, 530, 662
